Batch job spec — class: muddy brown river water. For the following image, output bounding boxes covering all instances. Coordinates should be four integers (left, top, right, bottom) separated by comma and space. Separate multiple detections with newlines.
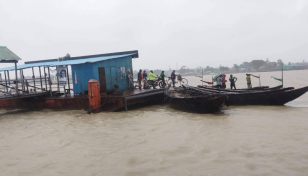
0, 70, 308, 176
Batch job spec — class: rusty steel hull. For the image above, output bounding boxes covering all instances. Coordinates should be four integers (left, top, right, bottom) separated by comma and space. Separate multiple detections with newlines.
0, 89, 165, 112
0, 96, 89, 110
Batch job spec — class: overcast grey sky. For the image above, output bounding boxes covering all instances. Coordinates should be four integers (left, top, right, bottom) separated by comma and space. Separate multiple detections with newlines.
1, 0, 307, 71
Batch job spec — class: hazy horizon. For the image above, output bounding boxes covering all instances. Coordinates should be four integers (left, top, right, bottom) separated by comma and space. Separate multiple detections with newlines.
1, 0, 307, 71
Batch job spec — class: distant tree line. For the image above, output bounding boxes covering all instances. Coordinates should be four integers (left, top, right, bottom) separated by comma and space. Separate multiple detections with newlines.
134, 59, 307, 77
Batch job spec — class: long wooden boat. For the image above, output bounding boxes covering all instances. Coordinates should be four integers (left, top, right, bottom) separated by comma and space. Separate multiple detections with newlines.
187, 86, 308, 105
164, 87, 228, 113
194, 87, 293, 95
226, 86, 308, 105
197, 85, 283, 92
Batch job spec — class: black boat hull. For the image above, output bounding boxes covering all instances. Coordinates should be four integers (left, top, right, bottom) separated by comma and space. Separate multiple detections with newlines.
197, 85, 283, 92
227, 86, 308, 105
166, 94, 228, 113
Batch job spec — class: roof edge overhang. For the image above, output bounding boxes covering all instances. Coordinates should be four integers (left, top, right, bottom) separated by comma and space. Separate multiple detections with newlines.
0, 60, 18, 63
25, 50, 139, 64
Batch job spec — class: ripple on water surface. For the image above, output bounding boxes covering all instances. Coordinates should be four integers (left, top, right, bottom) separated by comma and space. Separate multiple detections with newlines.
0, 70, 308, 176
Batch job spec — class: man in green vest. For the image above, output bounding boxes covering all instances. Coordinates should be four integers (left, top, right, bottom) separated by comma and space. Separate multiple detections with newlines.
160, 71, 166, 87
148, 70, 157, 89
246, 74, 252, 89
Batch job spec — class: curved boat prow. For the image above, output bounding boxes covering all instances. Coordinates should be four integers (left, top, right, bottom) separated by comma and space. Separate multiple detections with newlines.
280, 86, 308, 104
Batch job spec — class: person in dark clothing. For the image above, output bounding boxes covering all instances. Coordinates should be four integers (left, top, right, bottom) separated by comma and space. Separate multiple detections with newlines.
137, 69, 142, 90
171, 70, 176, 87
160, 71, 166, 87
229, 74, 237, 89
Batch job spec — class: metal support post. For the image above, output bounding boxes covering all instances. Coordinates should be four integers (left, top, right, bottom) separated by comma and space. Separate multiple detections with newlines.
48, 67, 52, 97
66, 66, 70, 95
15, 62, 18, 95
56, 70, 60, 92
4, 71, 7, 92
7, 71, 10, 85
39, 66, 43, 91
0, 72, 2, 92
44, 67, 47, 90
20, 70, 23, 91
32, 67, 36, 91
26, 79, 29, 93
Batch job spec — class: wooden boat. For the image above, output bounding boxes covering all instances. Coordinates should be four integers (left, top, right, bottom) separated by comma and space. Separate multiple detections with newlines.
187, 86, 308, 105
164, 87, 228, 113
195, 86, 293, 95
197, 85, 283, 92
226, 86, 308, 105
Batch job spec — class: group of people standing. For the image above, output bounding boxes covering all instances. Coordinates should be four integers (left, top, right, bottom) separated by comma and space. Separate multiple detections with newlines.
215, 74, 238, 89
215, 73, 255, 89
134, 70, 167, 90
131, 69, 177, 90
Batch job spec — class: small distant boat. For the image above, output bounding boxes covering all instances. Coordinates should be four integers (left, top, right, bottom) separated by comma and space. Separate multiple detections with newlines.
164, 87, 228, 113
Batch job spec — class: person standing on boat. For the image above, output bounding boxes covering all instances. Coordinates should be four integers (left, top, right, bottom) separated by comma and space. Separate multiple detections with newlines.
216, 75, 222, 89
143, 70, 148, 89
229, 74, 237, 89
222, 74, 227, 89
160, 71, 166, 87
137, 69, 142, 90
148, 70, 157, 89
171, 70, 176, 87
246, 74, 252, 89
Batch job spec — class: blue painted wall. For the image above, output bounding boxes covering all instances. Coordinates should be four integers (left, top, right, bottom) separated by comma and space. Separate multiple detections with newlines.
71, 56, 133, 94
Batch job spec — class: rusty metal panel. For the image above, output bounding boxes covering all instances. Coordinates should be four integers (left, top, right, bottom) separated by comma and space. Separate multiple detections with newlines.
88, 79, 101, 112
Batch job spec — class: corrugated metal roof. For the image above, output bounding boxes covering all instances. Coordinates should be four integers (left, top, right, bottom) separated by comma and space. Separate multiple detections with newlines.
0, 46, 22, 62
0, 53, 136, 71
25, 50, 138, 64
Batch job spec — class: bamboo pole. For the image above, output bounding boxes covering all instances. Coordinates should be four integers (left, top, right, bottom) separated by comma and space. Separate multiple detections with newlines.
282, 65, 284, 87
259, 74, 261, 87
202, 69, 203, 86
